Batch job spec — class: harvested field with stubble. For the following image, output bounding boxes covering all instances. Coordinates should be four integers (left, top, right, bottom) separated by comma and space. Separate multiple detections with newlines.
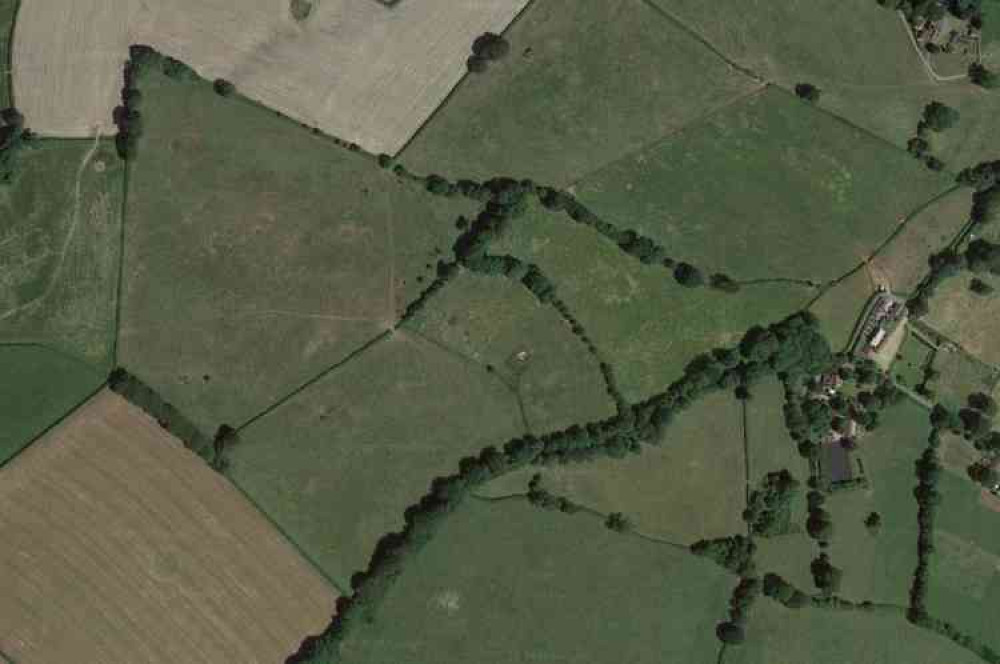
0, 390, 338, 664
14, 0, 527, 152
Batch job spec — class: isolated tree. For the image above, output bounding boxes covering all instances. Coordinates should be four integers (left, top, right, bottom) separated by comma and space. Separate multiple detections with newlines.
674, 262, 704, 287
811, 553, 843, 594
605, 512, 632, 532
213, 78, 236, 97
472, 32, 510, 61
794, 82, 821, 103
865, 511, 882, 535
970, 277, 995, 295
969, 62, 999, 89
923, 101, 961, 132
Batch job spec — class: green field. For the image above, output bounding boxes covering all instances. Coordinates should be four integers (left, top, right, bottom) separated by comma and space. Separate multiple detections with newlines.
338, 499, 731, 664
894, 329, 934, 390
573, 86, 953, 283
926, 275, 1000, 367
0, 0, 17, 107
927, 472, 1000, 655
0, 138, 122, 368
227, 333, 524, 586
405, 270, 615, 434
822, 401, 928, 605
732, 601, 984, 664
0, 344, 103, 464
809, 271, 873, 352
398, 0, 758, 186
120, 64, 477, 431
870, 187, 972, 296
648, 0, 926, 87
479, 389, 746, 543
928, 346, 998, 411
497, 202, 808, 402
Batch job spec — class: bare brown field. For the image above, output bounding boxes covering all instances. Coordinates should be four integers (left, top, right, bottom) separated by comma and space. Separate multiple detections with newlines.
14, 0, 528, 152
0, 390, 338, 664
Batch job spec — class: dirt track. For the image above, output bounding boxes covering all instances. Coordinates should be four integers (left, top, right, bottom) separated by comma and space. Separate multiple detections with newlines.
0, 390, 338, 664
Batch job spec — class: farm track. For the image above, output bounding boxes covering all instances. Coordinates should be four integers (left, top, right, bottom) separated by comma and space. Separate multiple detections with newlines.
897, 11, 972, 83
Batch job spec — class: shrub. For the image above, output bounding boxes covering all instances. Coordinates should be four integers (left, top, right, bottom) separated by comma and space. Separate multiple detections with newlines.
213, 78, 236, 97
794, 83, 821, 103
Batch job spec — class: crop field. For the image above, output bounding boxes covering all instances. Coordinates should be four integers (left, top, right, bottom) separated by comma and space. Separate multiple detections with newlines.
398, 0, 759, 187
927, 472, 1000, 656
926, 276, 1000, 367
227, 333, 525, 587
732, 602, 985, 664
822, 401, 928, 605
0, 137, 123, 367
498, 202, 809, 402
0, 390, 338, 664
870, 187, 972, 296
479, 389, 745, 543
573, 86, 954, 283
13, 0, 526, 152
648, 0, 926, 88
405, 270, 615, 434
337, 499, 731, 664
0, 345, 102, 465
119, 65, 477, 431
809, 271, 874, 353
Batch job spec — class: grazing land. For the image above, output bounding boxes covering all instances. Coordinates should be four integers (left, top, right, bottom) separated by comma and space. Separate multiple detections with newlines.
120, 65, 476, 431
0, 345, 102, 465
405, 270, 615, 434
732, 602, 985, 664
498, 202, 808, 402
13, 0, 527, 153
398, 0, 758, 186
573, 86, 954, 283
227, 333, 525, 586
480, 390, 745, 543
0, 137, 123, 368
337, 499, 731, 664
929, 346, 999, 411
0, 390, 338, 664
809, 271, 874, 353
926, 276, 1000, 366
894, 329, 934, 390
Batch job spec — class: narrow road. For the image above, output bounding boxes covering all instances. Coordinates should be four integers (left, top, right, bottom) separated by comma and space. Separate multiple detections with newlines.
898, 11, 970, 83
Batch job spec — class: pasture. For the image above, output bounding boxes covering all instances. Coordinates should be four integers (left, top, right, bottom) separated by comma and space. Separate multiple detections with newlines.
14, 0, 526, 153
893, 329, 934, 391
0, 137, 122, 368
498, 202, 808, 403
0, 390, 338, 664
404, 270, 615, 434
227, 332, 525, 587
731, 602, 984, 664
479, 389, 746, 544
822, 400, 928, 605
573, 86, 954, 283
398, 0, 759, 186
925, 275, 1000, 366
119, 65, 476, 431
809, 271, 873, 353
927, 471, 1000, 656
0, 344, 102, 465
337, 498, 731, 664
928, 346, 998, 411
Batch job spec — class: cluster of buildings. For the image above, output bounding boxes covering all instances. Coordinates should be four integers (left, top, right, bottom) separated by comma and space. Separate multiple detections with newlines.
912, 12, 981, 55
853, 291, 906, 358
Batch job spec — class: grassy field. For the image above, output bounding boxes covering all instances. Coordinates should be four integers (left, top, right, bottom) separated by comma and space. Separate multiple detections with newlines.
573, 86, 953, 283
731, 601, 984, 664
809, 271, 874, 353
398, 0, 759, 187
929, 346, 999, 411
822, 400, 928, 605
927, 471, 1000, 655
926, 275, 1000, 366
227, 333, 525, 587
893, 329, 934, 390
0, 0, 16, 107
870, 187, 972, 296
648, 0, 927, 87
0, 390, 338, 664
120, 65, 477, 431
405, 270, 615, 434
0, 137, 123, 368
479, 389, 746, 544
338, 498, 731, 664
496, 202, 809, 402
0, 344, 103, 465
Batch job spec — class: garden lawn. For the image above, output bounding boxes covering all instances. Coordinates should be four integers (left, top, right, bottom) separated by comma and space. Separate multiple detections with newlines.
404, 270, 615, 434
398, 0, 758, 187
227, 332, 524, 588
119, 64, 477, 431
574, 86, 953, 283
0, 137, 122, 368
338, 498, 731, 664
497, 201, 809, 403
0, 344, 103, 464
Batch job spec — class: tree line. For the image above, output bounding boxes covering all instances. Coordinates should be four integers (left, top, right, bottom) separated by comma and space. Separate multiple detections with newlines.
0, 106, 28, 185
743, 469, 800, 536
107, 368, 236, 470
